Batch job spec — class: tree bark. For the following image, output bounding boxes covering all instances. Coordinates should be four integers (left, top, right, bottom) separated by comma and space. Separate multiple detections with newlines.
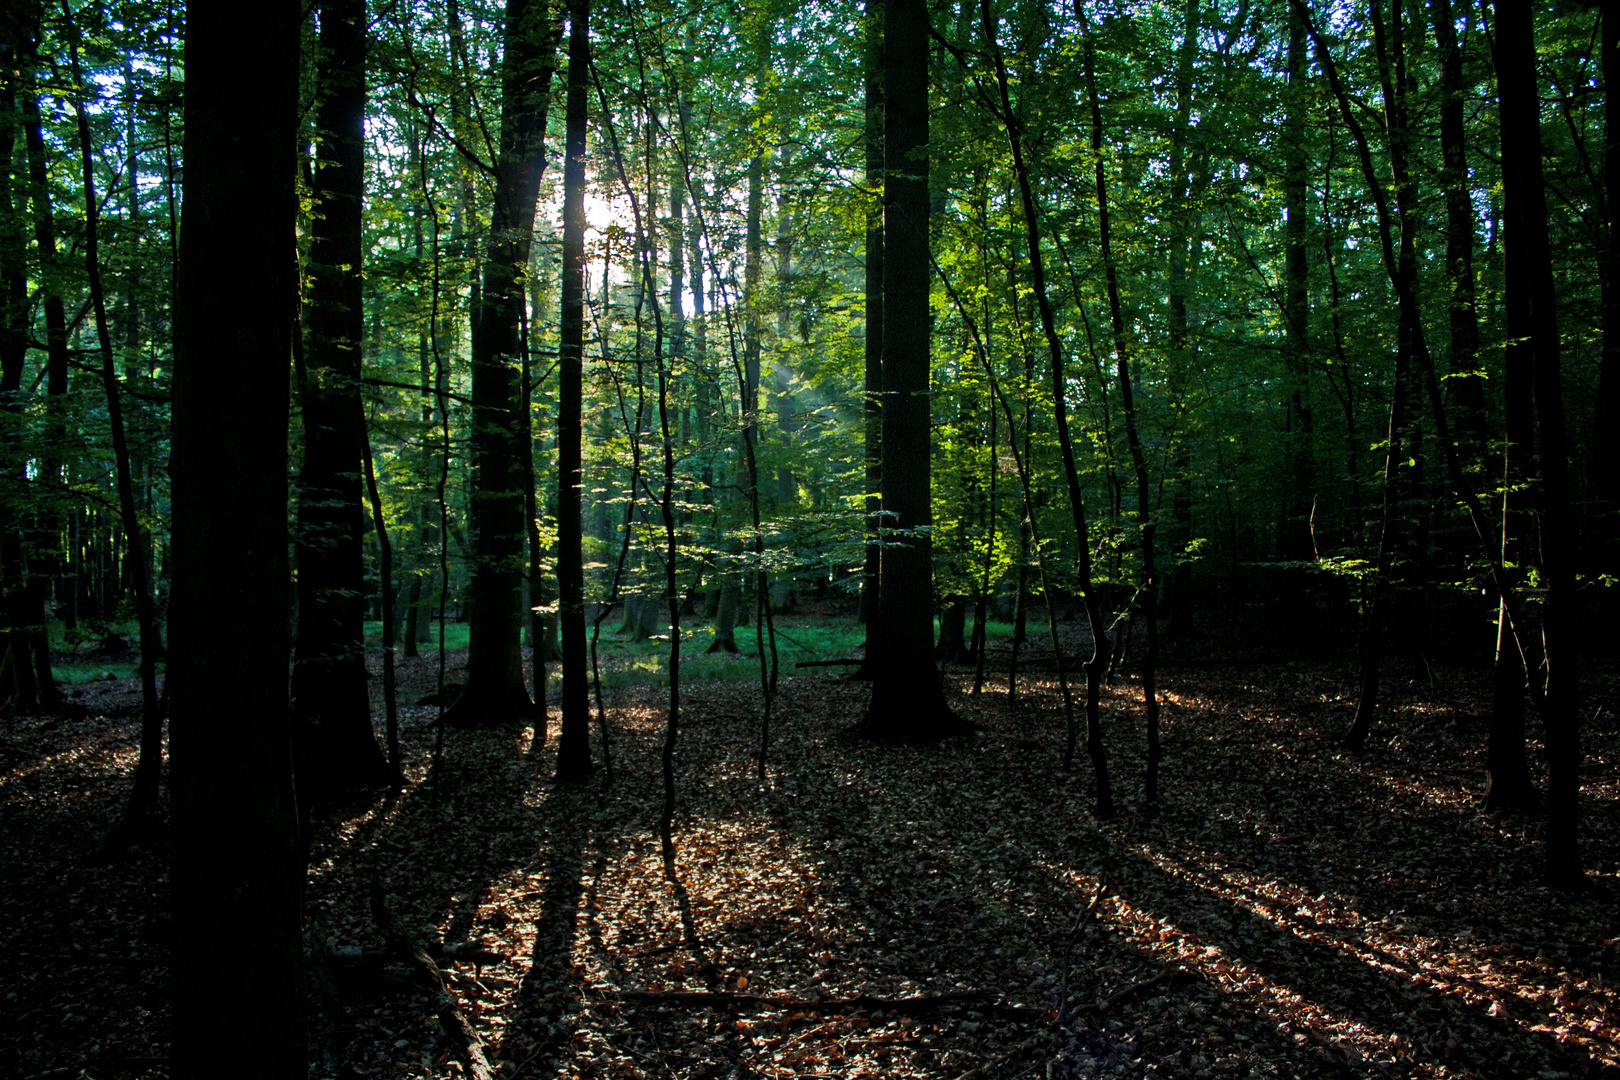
1494, 0, 1583, 887
1081, 12, 1160, 808
860, 0, 884, 630
980, 0, 1110, 809
861, 0, 961, 742
66, 21, 165, 848
556, 0, 595, 782
168, 2, 305, 1075
292, 0, 391, 799
0, 17, 40, 717
447, 0, 562, 726
1164, 0, 1200, 642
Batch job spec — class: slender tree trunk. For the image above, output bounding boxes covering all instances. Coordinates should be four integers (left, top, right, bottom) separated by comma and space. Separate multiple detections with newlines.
861, 2, 884, 632
1597, 5, 1620, 566
0, 25, 39, 715
1279, 5, 1316, 643
1165, 0, 1200, 642
861, 0, 887, 641
1281, 4, 1314, 559
555, 0, 595, 782
1081, 15, 1160, 808
1295, 0, 1419, 750
67, 26, 165, 848
169, 2, 304, 1074
1432, 0, 1486, 459
981, 0, 1110, 809
363, 434, 401, 780
20, 86, 67, 710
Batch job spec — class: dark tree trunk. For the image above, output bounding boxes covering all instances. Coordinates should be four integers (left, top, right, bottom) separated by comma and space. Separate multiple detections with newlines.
292, 0, 391, 799
1280, 4, 1314, 566
0, 22, 40, 716
1277, 4, 1315, 641
363, 435, 402, 779
860, 1, 883, 630
1164, 0, 1200, 642
447, 0, 562, 727
861, 0, 960, 742
1082, 16, 1161, 808
20, 82, 67, 710
936, 597, 969, 663
555, 0, 595, 782
1298, 0, 1420, 751
1432, 0, 1487, 460
64, 21, 164, 850
168, 2, 305, 1075
985, 1, 1110, 810
1495, 0, 1583, 887
1598, 5, 1620, 565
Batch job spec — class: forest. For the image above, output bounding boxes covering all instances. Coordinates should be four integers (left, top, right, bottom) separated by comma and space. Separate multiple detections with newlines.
1, 0, 1618, 1076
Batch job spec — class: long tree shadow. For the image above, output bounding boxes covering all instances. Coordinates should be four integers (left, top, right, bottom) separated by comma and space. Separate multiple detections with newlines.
303, 706, 552, 1077
1101, 841, 1596, 1078
494, 780, 594, 1076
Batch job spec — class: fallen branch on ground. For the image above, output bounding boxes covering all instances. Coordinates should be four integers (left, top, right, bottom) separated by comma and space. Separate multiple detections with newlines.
371, 883, 496, 1080
614, 988, 1038, 1017
1068, 967, 1180, 1015
321, 942, 507, 966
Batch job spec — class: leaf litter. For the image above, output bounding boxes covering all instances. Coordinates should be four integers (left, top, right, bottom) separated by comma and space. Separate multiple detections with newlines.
2, 634, 1618, 1080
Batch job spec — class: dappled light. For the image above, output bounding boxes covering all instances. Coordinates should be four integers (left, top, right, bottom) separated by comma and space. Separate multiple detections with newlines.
5, 634, 1615, 1078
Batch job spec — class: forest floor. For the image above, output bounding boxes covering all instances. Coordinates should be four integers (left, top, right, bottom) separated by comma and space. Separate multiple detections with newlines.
3, 619, 1619, 1080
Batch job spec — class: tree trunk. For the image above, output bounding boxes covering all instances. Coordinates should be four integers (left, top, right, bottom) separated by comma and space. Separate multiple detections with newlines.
0, 28, 40, 717
1082, 14, 1160, 808
291, 0, 391, 798
1278, 3, 1315, 639
860, 0, 883, 630
982, 0, 1111, 810
1296, 0, 1420, 751
555, 0, 595, 782
65, 20, 165, 848
20, 79, 68, 711
446, 0, 562, 727
168, 3, 305, 1075
1494, 0, 1583, 887
1164, 0, 1200, 642
1597, 5, 1620, 574
861, 0, 960, 742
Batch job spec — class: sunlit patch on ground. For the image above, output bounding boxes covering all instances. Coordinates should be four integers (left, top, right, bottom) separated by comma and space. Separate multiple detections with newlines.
2, 642, 1616, 1079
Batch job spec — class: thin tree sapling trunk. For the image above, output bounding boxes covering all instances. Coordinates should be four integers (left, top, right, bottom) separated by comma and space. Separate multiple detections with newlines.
68, 28, 165, 850
555, 0, 595, 782
982, 0, 1110, 809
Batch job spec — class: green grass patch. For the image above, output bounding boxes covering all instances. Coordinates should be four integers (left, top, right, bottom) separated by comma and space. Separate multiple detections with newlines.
585, 616, 869, 689
365, 620, 469, 653
361, 614, 1012, 691
54, 661, 149, 685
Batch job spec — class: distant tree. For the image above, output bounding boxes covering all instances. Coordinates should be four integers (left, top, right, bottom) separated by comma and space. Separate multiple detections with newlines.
168, 1, 305, 1076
